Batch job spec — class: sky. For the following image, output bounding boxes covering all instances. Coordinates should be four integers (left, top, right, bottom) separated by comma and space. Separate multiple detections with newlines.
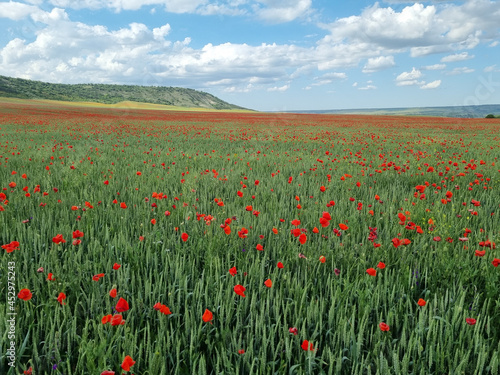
0, 0, 499, 111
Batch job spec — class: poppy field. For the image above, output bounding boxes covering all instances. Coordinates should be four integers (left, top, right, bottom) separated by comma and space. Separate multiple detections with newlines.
1, 100, 500, 374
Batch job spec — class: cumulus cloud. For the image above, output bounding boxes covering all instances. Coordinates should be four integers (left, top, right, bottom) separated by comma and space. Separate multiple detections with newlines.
420, 80, 441, 89
267, 84, 290, 92
362, 56, 395, 73
396, 67, 422, 82
441, 52, 474, 62
253, 0, 312, 23
358, 84, 377, 90
1, 0, 499, 94
445, 67, 475, 75
0, 1, 43, 20
423, 63, 446, 70
45, 0, 309, 20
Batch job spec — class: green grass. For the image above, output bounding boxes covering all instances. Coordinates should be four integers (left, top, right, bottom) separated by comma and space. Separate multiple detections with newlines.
0, 107, 499, 374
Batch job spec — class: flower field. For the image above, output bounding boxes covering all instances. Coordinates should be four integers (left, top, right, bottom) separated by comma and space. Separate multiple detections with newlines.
1, 100, 500, 374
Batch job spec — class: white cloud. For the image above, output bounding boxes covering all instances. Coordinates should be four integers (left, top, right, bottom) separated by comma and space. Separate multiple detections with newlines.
358, 84, 377, 90
396, 67, 422, 81
267, 84, 290, 92
440, 52, 474, 62
0, 1, 44, 20
253, 0, 312, 23
423, 63, 446, 70
310, 72, 347, 86
362, 55, 395, 73
1, 0, 499, 96
484, 64, 497, 72
420, 80, 441, 89
445, 67, 475, 75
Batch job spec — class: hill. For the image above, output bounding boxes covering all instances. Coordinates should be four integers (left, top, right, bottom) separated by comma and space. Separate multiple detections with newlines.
0, 75, 248, 111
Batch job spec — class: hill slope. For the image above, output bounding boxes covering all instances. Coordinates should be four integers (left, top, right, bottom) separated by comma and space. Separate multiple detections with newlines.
0, 75, 247, 111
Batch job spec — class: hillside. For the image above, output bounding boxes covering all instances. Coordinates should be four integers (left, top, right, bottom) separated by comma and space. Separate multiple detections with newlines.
0, 75, 247, 111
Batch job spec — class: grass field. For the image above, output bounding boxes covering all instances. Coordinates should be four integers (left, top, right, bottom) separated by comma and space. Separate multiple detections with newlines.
0, 100, 499, 374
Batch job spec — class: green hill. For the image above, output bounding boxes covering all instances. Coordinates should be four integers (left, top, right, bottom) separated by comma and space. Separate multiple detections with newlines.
0, 75, 248, 111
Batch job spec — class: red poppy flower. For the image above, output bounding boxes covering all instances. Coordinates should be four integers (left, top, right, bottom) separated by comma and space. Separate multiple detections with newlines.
264, 279, 272, 288
319, 217, 330, 228
245, 205, 253, 211
112, 263, 121, 270
47, 273, 55, 281
312, 227, 319, 233
301, 340, 315, 351
272, 228, 278, 234
234, 284, 246, 297
319, 255, 326, 263
379, 322, 390, 331
121, 355, 135, 372
2, 241, 20, 253
238, 349, 245, 355
366, 268, 377, 277
229, 267, 237, 276
57, 292, 66, 305
120, 202, 127, 209
492, 258, 500, 267
18, 288, 32, 301
102, 314, 112, 324
339, 223, 349, 231
92, 273, 105, 281
181, 232, 189, 242
418, 298, 426, 306
377, 262, 386, 269
100, 371, 115, 375
322, 211, 332, 221
289, 327, 298, 335
72, 230, 84, 239
392, 238, 401, 248
277, 262, 284, 269
52, 234, 66, 244
256, 244, 264, 251
299, 234, 307, 245
153, 303, 172, 315
320, 186, 326, 192
115, 297, 130, 312
291, 219, 301, 226
111, 314, 125, 326
238, 228, 248, 239
475, 250, 486, 257
202, 308, 213, 323
109, 288, 117, 298
466, 318, 476, 325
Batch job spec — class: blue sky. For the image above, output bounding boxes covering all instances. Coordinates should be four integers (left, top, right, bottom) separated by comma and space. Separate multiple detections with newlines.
1, 0, 499, 111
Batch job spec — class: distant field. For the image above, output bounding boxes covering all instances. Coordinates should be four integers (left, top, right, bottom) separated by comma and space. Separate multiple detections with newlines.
0, 97, 253, 113
1, 101, 499, 375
